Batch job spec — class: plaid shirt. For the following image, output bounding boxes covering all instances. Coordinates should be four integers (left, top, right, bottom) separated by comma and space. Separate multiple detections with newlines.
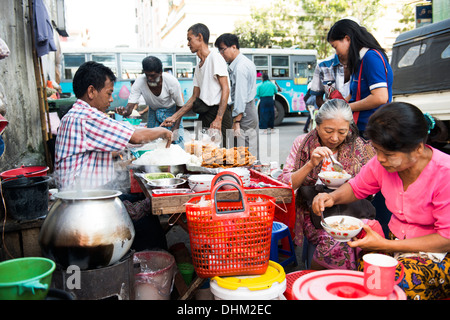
55, 99, 134, 189
310, 54, 349, 98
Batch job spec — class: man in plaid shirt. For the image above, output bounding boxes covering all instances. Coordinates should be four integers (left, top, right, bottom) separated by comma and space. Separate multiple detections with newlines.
309, 53, 350, 107
55, 61, 172, 190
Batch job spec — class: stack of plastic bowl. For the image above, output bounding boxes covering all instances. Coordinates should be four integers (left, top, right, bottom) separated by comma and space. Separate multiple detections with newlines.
219, 168, 251, 187
188, 174, 215, 192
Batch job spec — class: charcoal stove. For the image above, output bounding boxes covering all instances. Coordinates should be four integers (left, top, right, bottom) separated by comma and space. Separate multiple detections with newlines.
51, 251, 135, 300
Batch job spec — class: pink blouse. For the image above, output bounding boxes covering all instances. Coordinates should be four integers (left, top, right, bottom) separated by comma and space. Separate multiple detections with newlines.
349, 146, 450, 240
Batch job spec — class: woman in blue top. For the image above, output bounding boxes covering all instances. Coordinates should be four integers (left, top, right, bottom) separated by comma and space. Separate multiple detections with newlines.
327, 19, 393, 137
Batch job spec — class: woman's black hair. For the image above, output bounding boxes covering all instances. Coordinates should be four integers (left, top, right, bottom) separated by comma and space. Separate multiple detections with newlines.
142, 56, 163, 73
327, 19, 387, 74
73, 61, 116, 98
366, 102, 447, 152
262, 73, 269, 82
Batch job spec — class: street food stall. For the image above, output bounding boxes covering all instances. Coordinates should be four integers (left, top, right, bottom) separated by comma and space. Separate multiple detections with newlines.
125, 140, 296, 299
127, 140, 295, 235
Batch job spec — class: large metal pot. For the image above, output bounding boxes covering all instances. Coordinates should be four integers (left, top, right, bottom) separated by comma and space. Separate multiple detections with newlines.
39, 189, 135, 270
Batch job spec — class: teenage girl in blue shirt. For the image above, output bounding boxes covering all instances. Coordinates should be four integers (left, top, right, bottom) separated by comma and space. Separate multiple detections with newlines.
327, 19, 393, 137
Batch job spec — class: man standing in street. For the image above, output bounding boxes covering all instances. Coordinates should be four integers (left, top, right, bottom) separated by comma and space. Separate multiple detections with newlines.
214, 33, 258, 155
162, 23, 231, 147
116, 56, 185, 145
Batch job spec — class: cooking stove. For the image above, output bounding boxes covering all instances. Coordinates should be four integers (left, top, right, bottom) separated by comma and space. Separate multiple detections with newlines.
51, 251, 135, 300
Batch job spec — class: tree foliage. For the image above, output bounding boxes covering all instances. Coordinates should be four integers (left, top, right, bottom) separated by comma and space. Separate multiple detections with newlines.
234, 0, 386, 59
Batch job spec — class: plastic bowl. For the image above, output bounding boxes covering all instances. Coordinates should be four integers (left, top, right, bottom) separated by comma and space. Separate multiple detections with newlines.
124, 118, 142, 126
318, 172, 352, 189
147, 178, 186, 188
0, 257, 56, 300
188, 174, 215, 192
321, 215, 363, 242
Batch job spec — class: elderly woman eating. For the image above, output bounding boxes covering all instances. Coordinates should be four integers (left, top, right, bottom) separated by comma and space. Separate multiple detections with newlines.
278, 99, 376, 270
312, 102, 450, 300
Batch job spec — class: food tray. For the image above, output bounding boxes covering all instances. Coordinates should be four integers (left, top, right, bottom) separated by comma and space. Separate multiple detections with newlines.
151, 188, 192, 195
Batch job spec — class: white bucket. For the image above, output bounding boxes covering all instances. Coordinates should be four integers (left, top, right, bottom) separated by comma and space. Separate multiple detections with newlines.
210, 261, 286, 300
210, 278, 286, 300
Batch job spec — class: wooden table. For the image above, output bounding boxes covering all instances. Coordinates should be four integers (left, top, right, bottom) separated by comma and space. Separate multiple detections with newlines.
134, 169, 294, 215
0, 217, 45, 261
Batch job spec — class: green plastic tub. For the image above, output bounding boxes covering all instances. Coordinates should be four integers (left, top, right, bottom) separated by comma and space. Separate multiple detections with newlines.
124, 118, 142, 126
0, 257, 56, 300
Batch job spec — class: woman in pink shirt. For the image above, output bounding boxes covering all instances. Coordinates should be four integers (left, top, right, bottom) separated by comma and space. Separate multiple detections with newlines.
312, 102, 450, 300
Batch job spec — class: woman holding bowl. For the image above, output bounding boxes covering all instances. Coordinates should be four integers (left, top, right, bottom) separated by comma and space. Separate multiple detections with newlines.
278, 98, 375, 270
312, 102, 450, 300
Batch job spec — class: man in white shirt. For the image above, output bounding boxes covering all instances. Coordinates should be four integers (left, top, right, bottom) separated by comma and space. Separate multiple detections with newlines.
162, 23, 232, 147
214, 33, 258, 154
116, 56, 185, 144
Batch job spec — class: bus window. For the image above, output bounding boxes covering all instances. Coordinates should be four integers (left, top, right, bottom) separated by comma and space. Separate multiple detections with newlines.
120, 54, 145, 79
175, 55, 197, 78
92, 54, 118, 77
294, 61, 314, 84
271, 56, 289, 78
253, 55, 268, 78
63, 54, 86, 80
398, 44, 427, 68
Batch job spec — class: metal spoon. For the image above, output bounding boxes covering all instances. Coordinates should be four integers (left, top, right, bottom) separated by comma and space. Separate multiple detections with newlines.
330, 155, 344, 172
320, 212, 331, 229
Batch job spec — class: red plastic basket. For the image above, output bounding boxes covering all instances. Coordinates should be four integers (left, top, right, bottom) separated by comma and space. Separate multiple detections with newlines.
185, 178, 275, 278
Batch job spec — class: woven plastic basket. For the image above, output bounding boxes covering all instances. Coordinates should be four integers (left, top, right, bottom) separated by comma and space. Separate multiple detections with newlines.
186, 178, 275, 278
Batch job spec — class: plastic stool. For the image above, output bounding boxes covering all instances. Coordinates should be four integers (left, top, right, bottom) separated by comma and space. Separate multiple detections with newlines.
270, 221, 298, 267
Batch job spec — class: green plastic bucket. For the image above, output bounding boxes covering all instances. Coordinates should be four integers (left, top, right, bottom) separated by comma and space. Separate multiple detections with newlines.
0, 257, 56, 300
178, 263, 194, 285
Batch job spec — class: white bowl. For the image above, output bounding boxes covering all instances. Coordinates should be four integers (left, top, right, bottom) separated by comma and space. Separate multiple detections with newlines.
321, 215, 363, 242
188, 174, 215, 192
318, 171, 352, 189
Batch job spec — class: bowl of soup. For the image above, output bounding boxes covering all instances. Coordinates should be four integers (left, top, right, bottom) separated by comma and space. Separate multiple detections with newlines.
318, 171, 352, 189
321, 215, 363, 242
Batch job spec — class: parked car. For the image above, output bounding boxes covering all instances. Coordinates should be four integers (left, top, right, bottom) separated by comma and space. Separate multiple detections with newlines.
391, 18, 450, 152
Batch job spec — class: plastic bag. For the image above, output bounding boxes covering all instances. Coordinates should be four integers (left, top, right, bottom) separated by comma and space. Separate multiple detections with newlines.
0, 38, 10, 59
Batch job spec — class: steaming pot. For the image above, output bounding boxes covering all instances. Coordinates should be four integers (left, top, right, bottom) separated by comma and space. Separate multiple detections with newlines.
39, 189, 135, 270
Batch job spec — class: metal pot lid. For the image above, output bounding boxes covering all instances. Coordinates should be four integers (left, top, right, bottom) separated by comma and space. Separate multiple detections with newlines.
291, 270, 406, 300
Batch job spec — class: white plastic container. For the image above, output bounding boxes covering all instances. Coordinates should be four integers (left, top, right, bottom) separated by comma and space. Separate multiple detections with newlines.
210, 261, 286, 300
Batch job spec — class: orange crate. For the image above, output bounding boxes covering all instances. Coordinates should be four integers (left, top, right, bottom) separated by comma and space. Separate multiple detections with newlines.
186, 179, 275, 278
